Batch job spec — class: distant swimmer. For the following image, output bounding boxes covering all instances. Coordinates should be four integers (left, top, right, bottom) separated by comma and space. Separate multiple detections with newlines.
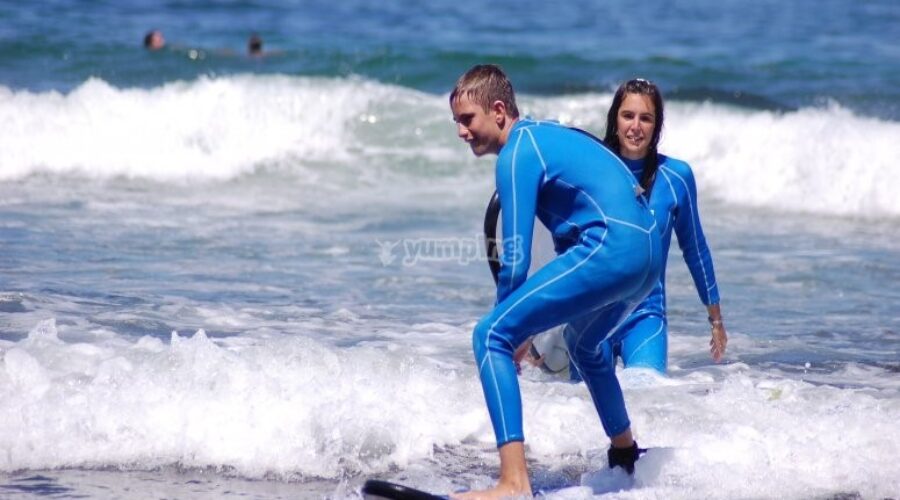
521, 78, 728, 376
143, 30, 165, 51
449, 64, 662, 498
247, 33, 263, 56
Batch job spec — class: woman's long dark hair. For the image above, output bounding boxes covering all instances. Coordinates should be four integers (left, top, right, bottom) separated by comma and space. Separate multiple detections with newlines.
603, 79, 665, 195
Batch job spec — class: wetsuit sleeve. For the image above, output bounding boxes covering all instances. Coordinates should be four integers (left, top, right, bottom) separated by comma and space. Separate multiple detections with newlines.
495, 128, 544, 304
671, 163, 721, 306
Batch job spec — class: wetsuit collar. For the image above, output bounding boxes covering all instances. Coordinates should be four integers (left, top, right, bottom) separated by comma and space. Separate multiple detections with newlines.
500, 118, 530, 151
509, 117, 531, 134
623, 156, 645, 177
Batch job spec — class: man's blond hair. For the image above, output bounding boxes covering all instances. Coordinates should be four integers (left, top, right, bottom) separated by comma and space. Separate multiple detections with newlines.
449, 64, 520, 118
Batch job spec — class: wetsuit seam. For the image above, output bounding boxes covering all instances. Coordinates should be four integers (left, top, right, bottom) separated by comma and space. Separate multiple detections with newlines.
508, 130, 525, 296
484, 232, 609, 444
536, 206, 580, 233
554, 178, 608, 223
661, 164, 716, 302
523, 128, 549, 176
660, 169, 678, 236
627, 321, 665, 360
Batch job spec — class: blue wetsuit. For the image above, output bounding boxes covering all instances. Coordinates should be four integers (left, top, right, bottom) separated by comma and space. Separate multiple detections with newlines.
473, 119, 662, 447
610, 156, 720, 373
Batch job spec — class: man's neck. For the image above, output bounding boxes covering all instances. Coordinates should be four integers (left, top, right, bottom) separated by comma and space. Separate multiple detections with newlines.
498, 117, 519, 150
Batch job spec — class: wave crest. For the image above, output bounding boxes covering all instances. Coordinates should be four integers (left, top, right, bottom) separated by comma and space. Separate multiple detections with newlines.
2, 76, 898, 218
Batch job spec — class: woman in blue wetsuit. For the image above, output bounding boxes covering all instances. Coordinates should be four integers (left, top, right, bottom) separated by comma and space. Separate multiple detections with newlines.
524, 79, 728, 375
605, 78, 727, 371
450, 65, 662, 499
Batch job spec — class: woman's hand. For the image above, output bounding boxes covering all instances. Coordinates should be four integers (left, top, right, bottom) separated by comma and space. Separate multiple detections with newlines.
709, 321, 727, 362
513, 336, 543, 373
707, 304, 727, 362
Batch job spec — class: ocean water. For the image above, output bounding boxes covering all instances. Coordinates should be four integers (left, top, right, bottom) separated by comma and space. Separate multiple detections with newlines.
1, 1, 899, 499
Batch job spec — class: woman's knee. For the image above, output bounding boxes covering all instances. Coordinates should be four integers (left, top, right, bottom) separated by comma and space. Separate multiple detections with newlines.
620, 316, 668, 373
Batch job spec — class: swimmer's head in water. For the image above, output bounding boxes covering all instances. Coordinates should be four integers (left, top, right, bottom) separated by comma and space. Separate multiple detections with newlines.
248, 34, 263, 55
143, 30, 165, 50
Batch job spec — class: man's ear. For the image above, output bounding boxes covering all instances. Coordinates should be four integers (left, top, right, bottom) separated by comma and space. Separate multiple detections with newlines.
491, 100, 507, 127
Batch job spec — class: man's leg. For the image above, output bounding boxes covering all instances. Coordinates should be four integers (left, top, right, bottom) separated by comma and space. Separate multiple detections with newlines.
564, 303, 634, 439
466, 242, 636, 497
565, 303, 647, 474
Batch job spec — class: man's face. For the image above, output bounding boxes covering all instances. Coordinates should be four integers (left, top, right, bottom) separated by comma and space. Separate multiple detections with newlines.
451, 94, 502, 157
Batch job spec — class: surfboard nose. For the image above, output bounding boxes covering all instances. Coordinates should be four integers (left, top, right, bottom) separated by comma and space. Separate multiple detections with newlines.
362, 479, 446, 500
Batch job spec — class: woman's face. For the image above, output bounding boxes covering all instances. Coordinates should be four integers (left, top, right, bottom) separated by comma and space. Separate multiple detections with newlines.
615, 93, 657, 160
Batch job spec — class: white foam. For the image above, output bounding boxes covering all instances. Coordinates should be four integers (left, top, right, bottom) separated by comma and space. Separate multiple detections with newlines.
2, 318, 898, 498
0, 319, 487, 478
663, 101, 900, 219
0, 75, 445, 183
3, 77, 897, 219
527, 94, 900, 220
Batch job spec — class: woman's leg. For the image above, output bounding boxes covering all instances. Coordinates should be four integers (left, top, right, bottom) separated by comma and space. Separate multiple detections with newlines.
619, 314, 668, 373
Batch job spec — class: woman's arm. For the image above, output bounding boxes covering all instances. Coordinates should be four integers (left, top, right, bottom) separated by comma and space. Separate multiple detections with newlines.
667, 160, 726, 362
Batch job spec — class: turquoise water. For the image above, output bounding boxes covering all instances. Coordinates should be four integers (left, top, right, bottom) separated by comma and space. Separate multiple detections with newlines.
3, 0, 899, 117
1, 1, 899, 498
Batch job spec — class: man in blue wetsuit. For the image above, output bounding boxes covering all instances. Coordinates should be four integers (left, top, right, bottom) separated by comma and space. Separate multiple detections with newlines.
449, 64, 662, 499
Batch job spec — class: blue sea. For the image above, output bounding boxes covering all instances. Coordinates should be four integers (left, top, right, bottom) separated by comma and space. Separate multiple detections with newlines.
1, 1, 899, 498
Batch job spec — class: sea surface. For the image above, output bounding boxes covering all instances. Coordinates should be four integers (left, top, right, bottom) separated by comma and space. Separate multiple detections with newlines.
1, 1, 899, 498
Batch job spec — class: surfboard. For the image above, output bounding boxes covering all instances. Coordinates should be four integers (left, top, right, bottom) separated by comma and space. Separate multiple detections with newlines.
361, 479, 447, 500
362, 447, 670, 499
